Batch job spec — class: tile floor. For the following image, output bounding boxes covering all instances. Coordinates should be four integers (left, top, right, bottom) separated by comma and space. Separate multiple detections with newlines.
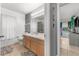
60, 47, 79, 56
1, 38, 79, 56
0, 42, 30, 56
60, 37, 79, 56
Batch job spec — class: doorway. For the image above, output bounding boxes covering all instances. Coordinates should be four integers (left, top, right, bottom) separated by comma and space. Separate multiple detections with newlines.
60, 3, 79, 56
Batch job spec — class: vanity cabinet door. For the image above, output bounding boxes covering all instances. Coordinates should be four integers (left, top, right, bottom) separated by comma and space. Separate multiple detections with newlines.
23, 36, 27, 47
37, 45, 44, 56
31, 38, 44, 56
37, 39, 44, 56
31, 39, 38, 54
23, 35, 31, 49
25, 36, 31, 49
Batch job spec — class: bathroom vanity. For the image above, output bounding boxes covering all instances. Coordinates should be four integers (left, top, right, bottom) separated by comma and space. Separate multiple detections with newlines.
23, 33, 44, 56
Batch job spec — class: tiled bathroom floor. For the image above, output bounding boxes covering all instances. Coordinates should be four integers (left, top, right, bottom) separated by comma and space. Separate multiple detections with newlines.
60, 47, 79, 56
4, 43, 29, 56
60, 37, 79, 56
0, 42, 35, 56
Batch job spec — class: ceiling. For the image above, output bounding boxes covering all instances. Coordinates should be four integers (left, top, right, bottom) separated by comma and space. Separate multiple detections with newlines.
1, 3, 44, 14
60, 3, 79, 22
2, 3, 79, 22
59, 3, 69, 7
34, 15, 44, 20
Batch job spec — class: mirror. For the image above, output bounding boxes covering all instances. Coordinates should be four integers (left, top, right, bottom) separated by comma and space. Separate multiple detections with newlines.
31, 15, 44, 34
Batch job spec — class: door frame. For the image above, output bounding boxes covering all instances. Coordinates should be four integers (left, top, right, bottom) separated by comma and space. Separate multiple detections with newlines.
44, 3, 60, 56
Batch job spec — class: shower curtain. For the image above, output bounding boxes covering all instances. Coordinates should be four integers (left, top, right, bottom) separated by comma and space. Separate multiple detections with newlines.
0, 14, 17, 48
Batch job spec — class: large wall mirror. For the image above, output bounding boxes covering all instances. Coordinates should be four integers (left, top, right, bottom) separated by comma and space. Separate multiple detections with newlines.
35, 15, 44, 33
31, 15, 44, 33
31, 6, 44, 34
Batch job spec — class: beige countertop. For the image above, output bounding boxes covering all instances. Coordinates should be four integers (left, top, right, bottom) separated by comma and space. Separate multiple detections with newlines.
24, 33, 45, 40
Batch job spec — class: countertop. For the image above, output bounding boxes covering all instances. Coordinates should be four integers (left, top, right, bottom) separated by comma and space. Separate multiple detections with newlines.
71, 32, 79, 34
68, 29, 79, 34
23, 33, 45, 40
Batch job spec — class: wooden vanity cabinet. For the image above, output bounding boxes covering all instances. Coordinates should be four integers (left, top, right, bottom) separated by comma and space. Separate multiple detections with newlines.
23, 35, 31, 49
37, 43, 44, 56
31, 39, 38, 54
23, 35, 44, 56
25, 37, 31, 49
